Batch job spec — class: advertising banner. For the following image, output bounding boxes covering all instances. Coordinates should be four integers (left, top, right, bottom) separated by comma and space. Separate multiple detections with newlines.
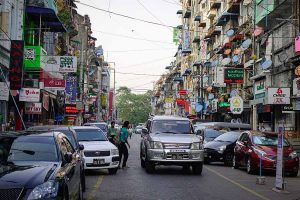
19, 88, 40, 102
267, 88, 290, 105
275, 125, 284, 189
254, 79, 266, 99
224, 69, 244, 84
42, 56, 77, 73
65, 76, 77, 104
9, 40, 24, 90
230, 96, 244, 114
25, 102, 42, 114
44, 78, 66, 89
0, 82, 10, 101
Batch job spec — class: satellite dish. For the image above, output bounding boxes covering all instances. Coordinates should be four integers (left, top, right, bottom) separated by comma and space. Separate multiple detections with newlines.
261, 59, 272, 70
208, 93, 214, 100
222, 57, 231, 65
232, 55, 241, 63
226, 29, 235, 37
241, 39, 252, 50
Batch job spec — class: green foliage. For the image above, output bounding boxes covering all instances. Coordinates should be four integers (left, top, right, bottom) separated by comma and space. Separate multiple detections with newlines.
116, 87, 152, 125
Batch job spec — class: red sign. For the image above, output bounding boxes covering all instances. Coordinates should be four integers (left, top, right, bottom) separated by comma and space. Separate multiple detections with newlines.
176, 99, 185, 106
65, 105, 79, 114
9, 40, 24, 90
25, 102, 42, 114
178, 90, 187, 95
44, 78, 66, 88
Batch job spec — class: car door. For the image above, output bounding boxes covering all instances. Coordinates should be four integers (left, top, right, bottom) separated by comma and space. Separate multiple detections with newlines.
235, 132, 248, 165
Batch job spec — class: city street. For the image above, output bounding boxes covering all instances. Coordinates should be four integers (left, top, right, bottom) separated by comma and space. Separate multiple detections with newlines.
83, 134, 300, 200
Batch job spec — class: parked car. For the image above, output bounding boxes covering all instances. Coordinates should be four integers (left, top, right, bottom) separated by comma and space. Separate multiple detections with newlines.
195, 122, 251, 132
84, 122, 108, 136
204, 131, 241, 165
136, 125, 143, 134
0, 131, 83, 199
72, 126, 120, 174
25, 125, 86, 192
233, 131, 299, 176
140, 115, 204, 174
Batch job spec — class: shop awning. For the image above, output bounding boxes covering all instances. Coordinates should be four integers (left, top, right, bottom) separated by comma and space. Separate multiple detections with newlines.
216, 12, 239, 26
26, 6, 67, 32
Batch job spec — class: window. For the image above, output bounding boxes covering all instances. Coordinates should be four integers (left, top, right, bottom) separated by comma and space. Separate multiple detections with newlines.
63, 137, 75, 154
239, 132, 248, 142
55, 129, 77, 149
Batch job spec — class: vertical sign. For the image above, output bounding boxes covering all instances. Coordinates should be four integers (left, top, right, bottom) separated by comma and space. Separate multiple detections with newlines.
9, 40, 24, 90
200, 40, 207, 61
183, 25, 190, 50
275, 125, 284, 189
65, 76, 77, 104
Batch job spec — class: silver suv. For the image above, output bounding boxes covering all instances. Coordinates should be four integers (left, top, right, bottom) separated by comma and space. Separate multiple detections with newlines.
140, 116, 204, 174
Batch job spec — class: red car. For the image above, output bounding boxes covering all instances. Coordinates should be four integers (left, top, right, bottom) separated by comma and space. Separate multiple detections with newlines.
233, 131, 299, 177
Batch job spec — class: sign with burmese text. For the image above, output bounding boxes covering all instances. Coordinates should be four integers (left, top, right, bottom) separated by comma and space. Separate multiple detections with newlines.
224, 68, 244, 84
9, 40, 24, 90
19, 88, 40, 102
25, 102, 42, 114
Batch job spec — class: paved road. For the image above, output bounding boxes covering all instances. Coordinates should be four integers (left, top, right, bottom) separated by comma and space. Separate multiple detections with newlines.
83, 134, 300, 200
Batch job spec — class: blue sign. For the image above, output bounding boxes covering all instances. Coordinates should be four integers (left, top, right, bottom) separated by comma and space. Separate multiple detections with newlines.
65, 75, 77, 104
55, 115, 64, 121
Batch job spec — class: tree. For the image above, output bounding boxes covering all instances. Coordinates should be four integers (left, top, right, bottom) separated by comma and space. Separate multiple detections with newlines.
116, 87, 152, 124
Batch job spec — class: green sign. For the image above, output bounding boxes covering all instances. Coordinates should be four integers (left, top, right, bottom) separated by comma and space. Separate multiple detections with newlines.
173, 27, 179, 44
24, 46, 46, 70
224, 69, 244, 83
219, 102, 230, 107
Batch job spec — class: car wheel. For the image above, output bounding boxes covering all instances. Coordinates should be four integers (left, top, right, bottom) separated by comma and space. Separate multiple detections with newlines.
246, 157, 255, 174
141, 158, 146, 168
145, 159, 155, 173
232, 155, 239, 169
108, 168, 118, 175
224, 153, 233, 166
192, 163, 203, 175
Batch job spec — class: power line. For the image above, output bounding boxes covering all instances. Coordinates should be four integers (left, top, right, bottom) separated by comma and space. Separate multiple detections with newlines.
159, 0, 181, 6
136, 0, 172, 31
115, 71, 162, 76
93, 29, 174, 44
77, 2, 175, 28
106, 47, 176, 53
119, 56, 173, 69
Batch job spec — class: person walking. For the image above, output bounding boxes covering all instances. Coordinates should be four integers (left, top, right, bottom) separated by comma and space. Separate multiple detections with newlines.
108, 121, 118, 144
119, 121, 130, 168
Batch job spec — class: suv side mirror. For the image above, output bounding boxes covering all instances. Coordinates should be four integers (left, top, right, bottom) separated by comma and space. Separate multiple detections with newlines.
79, 144, 84, 151
142, 128, 149, 134
64, 152, 73, 163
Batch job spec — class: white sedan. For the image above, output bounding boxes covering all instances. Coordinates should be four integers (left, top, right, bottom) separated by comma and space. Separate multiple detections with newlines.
72, 126, 119, 174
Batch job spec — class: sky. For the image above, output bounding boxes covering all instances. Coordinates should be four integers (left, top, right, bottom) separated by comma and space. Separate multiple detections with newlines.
77, 0, 181, 93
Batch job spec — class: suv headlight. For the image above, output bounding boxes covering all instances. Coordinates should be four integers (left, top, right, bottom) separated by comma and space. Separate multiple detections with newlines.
28, 180, 59, 199
218, 145, 227, 153
289, 151, 298, 159
151, 141, 163, 149
191, 142, 202, 150
111, 149, 119, 156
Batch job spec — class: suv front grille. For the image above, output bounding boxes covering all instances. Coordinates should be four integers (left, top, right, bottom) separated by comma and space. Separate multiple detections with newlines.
163, 143, 190, 149
166, 153, 190, 160
0, 188, 23, 200
84, 151, 110, 157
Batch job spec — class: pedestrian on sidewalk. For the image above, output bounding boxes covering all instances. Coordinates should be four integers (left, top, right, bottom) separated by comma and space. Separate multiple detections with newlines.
108, 121, 118, 144
119, 121, 130, 168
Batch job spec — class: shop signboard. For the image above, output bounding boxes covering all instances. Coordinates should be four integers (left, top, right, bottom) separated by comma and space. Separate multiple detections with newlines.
42, 56, 77, 73
25, 102, 42, 114
24, 46, 46, 70
65, 76, 77, 104
0, 82, 9, 101
65, 104, 79, 115
200, 40, 207, 61
230, 96, 244, 114
44, 78, 66, 89
267, 88, 290, 105
254, 79, 266, 99
43, 93, 49, 111
224, 68, 244, 84
9, 40, 24, 90
19, 88, 40, 102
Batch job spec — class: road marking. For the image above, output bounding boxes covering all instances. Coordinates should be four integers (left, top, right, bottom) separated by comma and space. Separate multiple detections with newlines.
87, 175, 104, 200
205, 166, 270, 200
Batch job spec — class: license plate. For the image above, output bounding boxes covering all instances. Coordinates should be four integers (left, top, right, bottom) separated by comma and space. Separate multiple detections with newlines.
172, 154, 183, 160
93, 159, 105, 165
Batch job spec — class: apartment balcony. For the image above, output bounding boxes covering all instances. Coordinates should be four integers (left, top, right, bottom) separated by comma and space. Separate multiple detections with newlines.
215, 12, 239, 26
207, 9, 217, 19
177, 10, 183, 15
194, 15, 201, 22
183, 7, 192, 18
210, 0, 222, 9
192, 36, 200, 43
207, 25, 222, 37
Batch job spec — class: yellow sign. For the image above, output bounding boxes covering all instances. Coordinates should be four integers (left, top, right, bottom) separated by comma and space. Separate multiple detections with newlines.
165, 97, 173, 102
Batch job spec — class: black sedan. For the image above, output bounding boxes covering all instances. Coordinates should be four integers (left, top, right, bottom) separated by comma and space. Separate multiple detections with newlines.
204, 131, 241, 166
0, 132, 83, 200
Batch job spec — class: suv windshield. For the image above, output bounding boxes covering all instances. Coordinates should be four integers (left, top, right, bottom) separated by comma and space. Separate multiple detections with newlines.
75, 129, 107, 141
8, 136, 58, 162
253, 135, 289, 147
151, 120, 192, 134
